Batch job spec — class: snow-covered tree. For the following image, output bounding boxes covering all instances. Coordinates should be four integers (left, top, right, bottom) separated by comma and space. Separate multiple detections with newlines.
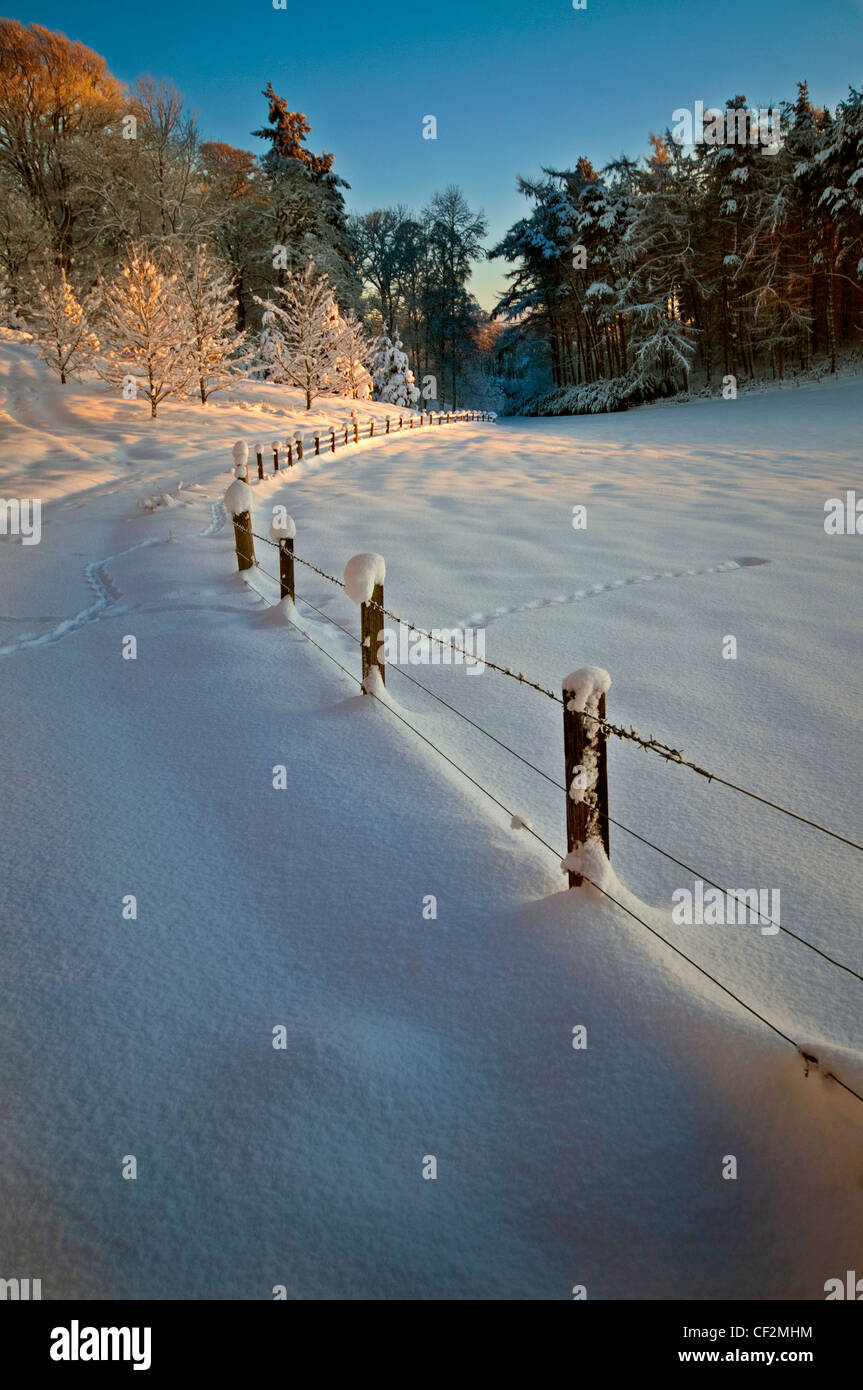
373, 331, 420, 407
96, 244, 191, 416
255, 299, 289, 382
25, 269, 99, 383
253, 258, 341, 409
171, 241, 248, 402
332, 311, 375, 399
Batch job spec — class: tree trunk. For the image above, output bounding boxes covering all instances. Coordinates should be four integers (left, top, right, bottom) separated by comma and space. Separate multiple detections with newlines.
825, 258, 837, 374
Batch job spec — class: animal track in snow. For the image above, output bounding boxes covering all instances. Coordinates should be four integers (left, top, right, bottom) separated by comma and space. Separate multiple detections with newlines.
0, 538, 162, 657
457, 557, 769, 630
201, 500, 228, 536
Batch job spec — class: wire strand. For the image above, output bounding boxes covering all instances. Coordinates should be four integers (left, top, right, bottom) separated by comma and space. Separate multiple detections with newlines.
229, 522, 863, 855
254, 574, 863, 1112
253, 568, 863, 984
372, 648, 863, 984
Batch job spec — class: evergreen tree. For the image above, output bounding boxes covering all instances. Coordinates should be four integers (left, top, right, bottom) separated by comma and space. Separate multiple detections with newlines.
373, 332, 420, 407
252, 84, 334, 174
252, 85, 359, 308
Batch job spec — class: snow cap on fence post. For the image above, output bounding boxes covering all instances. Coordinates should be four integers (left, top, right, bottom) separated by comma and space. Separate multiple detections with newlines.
232, 439, 249, 481
561, 666, 611, 888
344, 553, 386, 695
254, 443, 264, 480
269, 511, 296, 543
225, 469, 253, 515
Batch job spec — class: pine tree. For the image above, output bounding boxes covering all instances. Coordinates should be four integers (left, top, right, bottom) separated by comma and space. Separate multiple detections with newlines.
26, 268, 99, 383
96, 244, 191, 417
373, 332, 420, 407
171, 241, 248, 402
615, 137, 698, 392
252, 85, 359, 309
252, 84, 334, 174
253, 259, 341, 408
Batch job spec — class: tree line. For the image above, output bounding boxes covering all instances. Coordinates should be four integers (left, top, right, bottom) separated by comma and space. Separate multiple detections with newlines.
491, 84, 863, 408
0, 21, 493, 412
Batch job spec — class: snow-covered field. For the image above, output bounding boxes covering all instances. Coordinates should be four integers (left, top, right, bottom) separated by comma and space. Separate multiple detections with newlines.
2, 334, 862, 1300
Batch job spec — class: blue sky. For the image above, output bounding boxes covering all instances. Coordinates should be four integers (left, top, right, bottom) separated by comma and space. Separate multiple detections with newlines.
10, 1, 862, 306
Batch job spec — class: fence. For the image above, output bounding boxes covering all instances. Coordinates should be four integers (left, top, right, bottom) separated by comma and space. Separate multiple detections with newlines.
223, 466, 863, 1113
232, 408, 496, 480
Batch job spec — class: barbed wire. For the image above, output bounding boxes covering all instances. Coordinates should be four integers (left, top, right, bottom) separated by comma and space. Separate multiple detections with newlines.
259, 580, 863, 1111
254, 579, 863, 986
229, 526, 863, 855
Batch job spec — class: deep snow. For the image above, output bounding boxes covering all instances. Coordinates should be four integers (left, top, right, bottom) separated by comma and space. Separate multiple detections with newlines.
1, 334, 862, 1299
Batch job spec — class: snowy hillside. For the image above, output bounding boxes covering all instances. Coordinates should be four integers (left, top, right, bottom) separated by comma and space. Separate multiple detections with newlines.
2, 335, 863, 1300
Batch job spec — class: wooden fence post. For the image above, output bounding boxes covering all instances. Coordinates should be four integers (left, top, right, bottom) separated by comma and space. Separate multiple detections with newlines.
353, 419, 359, 444
314, 434, 320, 456
369, 419, 374, 438
562, 669, 611, 887
270, 515, 296, 601
280, 537, 294, 598
330, 430, 336, 453
344, 554, 387, 694
294, 435, 303, 462
234, 511, 254, 570
344, 424, 350, 446
361, 582, 385, 691
226, 466, 255, 572
409, 416, 414, 429
399, 416, 403, 430
272, 442, 280, 472
269, 514, 296, 594
385, 416, 390, 435
286, 441, 293, 468
446, 412, 451, 424
256, 446, 264, 481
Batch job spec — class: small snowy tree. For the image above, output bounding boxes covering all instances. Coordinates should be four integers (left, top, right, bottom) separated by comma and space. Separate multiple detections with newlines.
332, 311, 375, 399
172, 242, 248, 403
373, 332, 420, 408
26, 269, 99, 384
253, 258, 341, 409
97, 244, 191, 417
255, 300, 290, 382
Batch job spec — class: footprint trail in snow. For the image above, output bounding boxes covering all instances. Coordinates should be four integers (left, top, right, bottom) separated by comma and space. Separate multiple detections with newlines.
457, 556, 769, 630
